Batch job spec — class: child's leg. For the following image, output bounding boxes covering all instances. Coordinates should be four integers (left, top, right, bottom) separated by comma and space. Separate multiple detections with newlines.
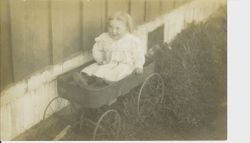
85, 74, 97, 85
92, 76, 108, 86
72, 72, 89, 87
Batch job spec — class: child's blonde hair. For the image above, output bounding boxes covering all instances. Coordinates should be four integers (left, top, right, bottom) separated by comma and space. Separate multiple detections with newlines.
108, 11, 135, 33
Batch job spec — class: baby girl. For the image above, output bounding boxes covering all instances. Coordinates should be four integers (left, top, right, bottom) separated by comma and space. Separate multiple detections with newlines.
74, 11, 145, 86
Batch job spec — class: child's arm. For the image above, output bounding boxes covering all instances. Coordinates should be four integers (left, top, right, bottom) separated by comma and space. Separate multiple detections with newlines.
132, 39, 145, 74
92, 42, 104, 64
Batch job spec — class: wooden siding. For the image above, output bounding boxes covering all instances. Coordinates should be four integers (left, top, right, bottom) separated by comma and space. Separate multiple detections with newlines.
129, 0, 145, 26
1, 0, 190, 92
145, 0, 162, 21
0, 0, 227, 140
82, 0, 106, 51
161, 0, 175, 14
51, 0, 82, 64
0, 0, 14, 91
9, 0, 51, 81
107, 0, 130, 17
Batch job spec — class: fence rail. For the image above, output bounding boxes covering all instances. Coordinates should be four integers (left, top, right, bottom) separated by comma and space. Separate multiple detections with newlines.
0, 0, 226, 140
0, 0, 190, 92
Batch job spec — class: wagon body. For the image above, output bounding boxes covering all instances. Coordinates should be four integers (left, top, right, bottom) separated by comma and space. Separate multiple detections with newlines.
57, 61, 155, 108
43, 59, 164, 140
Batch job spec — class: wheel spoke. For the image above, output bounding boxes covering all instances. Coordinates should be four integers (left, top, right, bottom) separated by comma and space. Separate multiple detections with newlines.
55, 98, 60, 109
93, 109, 121, 140
137, 73, 165, 121
43, 97, 69, 120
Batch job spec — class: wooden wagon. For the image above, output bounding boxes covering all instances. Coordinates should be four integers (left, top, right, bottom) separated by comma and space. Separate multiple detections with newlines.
42, 52, 165, 140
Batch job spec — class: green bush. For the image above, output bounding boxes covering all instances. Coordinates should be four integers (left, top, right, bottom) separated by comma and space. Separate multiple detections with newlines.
155, 7, 227, 130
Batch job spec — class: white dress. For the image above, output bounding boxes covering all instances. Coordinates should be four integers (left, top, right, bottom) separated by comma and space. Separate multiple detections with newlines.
81, 33, 145, 82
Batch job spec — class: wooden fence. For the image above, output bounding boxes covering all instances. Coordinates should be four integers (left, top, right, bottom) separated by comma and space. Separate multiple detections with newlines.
0, 0, 226, 140
0, 0, 190, 92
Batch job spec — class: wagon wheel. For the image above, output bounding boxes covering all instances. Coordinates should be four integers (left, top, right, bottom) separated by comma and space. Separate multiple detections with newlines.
137, 73, 165, 121
93, 109, 121, 140
21, 97, 70, 140
43, 96, 69, 120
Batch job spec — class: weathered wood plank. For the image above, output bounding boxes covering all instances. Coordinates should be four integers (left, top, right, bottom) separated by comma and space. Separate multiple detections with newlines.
51, 0, 82, 64
145, 0, 161, 21
82, 0, 105, 51
0, 0, 14, 91
0, 103, 12, 139
107, 0, 130, 17
161, 0, 175, 14
10, 94, 26, 138
175, 0, 188, 8
130, 0, 145, 26
10, 0, 51, 81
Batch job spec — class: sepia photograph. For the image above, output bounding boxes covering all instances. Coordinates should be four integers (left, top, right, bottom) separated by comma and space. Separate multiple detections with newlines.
1, 0, 227, 141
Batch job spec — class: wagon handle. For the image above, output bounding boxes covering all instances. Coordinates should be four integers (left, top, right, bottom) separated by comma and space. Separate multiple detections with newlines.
53, 125, 71, 141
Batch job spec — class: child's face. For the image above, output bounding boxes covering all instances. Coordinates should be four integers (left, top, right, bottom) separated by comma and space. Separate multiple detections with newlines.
108, 19, 128, 40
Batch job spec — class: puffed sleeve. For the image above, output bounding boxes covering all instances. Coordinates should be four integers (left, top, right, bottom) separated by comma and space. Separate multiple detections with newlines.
131, 37, 145, 69
92, 42, 103, 63
92, 33, 107, 63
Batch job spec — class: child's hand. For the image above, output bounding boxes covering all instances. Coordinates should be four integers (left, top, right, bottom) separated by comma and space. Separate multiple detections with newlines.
97, 61, 107, 65
134, 67, 143, 74
97, 61, 103, 65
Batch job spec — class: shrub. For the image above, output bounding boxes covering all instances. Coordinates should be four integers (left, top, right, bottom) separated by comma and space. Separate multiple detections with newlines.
155, 6, 227, 130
